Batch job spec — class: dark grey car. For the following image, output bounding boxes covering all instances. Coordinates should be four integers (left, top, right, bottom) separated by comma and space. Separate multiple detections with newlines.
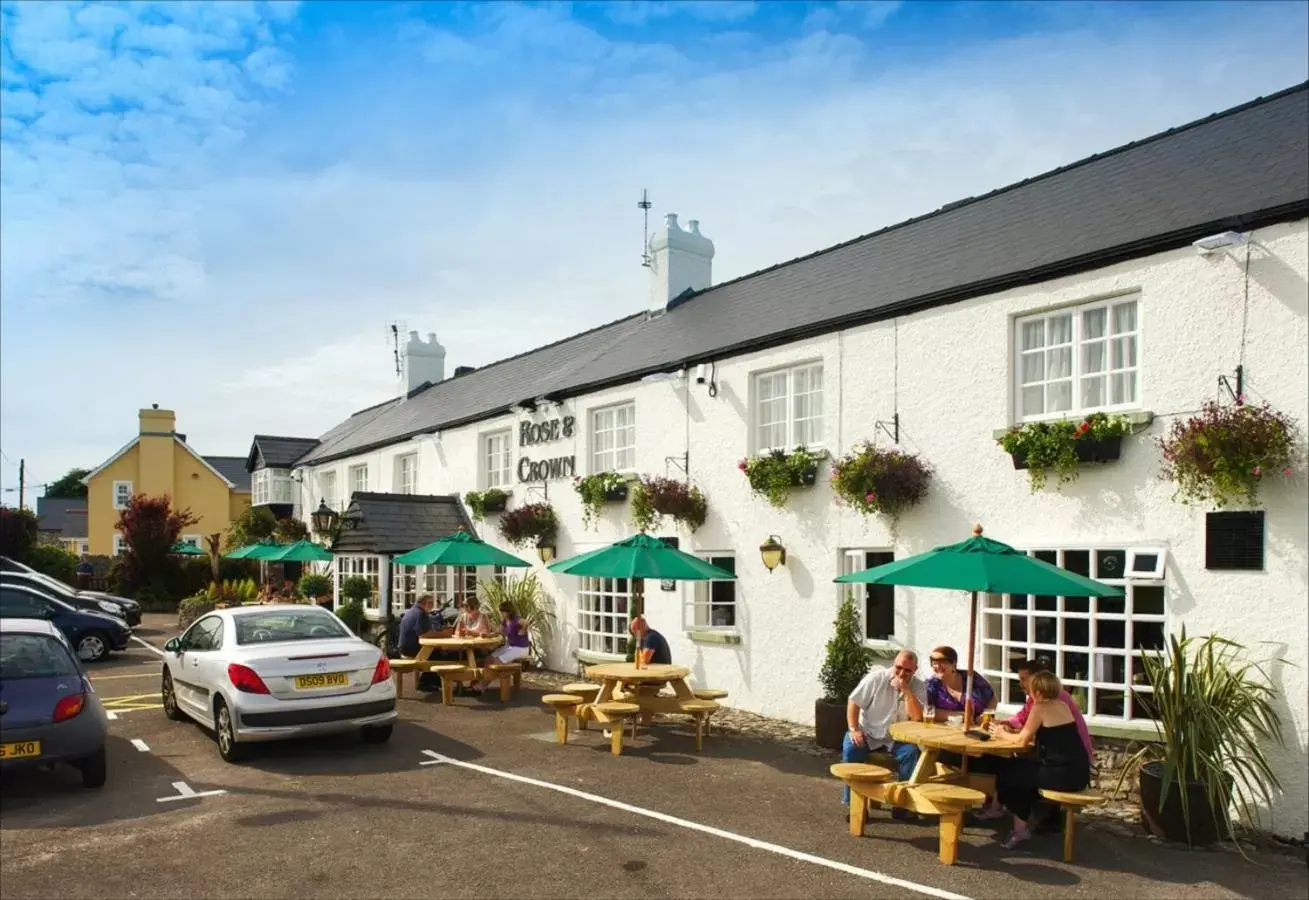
0, 618, 109, 787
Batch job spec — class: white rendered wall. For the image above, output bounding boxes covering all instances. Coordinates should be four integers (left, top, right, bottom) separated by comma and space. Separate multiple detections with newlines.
294, 220, 1308, 837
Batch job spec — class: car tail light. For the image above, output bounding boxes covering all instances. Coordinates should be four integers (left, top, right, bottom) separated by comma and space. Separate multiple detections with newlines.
53, 693, 85, 723
228, 663, 271, 694
371, 656, 391, 685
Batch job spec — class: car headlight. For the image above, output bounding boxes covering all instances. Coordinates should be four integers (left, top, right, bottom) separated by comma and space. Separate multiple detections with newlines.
98, 600, 124, 615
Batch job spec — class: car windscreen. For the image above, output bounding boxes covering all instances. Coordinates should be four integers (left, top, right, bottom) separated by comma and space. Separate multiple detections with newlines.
233, 610, 351, 645
0, 633, 80, 679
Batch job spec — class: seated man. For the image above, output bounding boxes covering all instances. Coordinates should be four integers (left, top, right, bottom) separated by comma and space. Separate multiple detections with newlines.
629, 615, 671, 664
398, 595, 446, 691
843, 649, 926, 820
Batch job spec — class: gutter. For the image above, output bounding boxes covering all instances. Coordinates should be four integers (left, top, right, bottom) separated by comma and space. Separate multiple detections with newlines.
296, 202, 1308, 467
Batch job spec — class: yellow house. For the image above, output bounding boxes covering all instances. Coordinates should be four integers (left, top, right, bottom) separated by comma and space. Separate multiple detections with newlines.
82, 406, 252, 556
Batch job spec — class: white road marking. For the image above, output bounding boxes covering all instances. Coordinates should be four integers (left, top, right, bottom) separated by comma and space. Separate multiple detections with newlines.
131, 637, 166, 658
418, 751, 973, 900
106, 711, 118, 720
157, 781, 226, 803
131, 739, 150, 752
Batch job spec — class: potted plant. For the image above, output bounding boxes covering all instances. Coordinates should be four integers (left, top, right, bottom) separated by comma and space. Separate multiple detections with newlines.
738, 447, 826, 508
298, 572, 332, 606
815, 592, 874, 750
336, 575, 372, 634
573, 472, 630, 529
998, 412, 1132, 491
464, 488, 510, 522
830, 442, 932, 518
630, 476, 708, 533
497, 503, 559, 550
1116, 629, 1284, 848
1157, 400, 1297, 508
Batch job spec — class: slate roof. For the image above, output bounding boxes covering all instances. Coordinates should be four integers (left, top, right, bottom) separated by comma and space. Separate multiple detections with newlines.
331, 492, 476, 556
246, 435, 321, 472
203, 456, 252, 492
297, 82, 1309, 467
36, 498, 87, 537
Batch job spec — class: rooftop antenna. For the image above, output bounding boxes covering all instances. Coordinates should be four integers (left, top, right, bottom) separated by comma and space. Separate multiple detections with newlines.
638, 188, 653, 268
389, 321, 406, 379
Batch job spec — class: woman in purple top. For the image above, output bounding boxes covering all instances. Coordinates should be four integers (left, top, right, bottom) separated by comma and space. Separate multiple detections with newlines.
472, 602, 532, 691
925, 645, 996, 720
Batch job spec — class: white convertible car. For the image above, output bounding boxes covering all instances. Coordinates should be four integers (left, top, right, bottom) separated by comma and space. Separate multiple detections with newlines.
160, 604, 397, 762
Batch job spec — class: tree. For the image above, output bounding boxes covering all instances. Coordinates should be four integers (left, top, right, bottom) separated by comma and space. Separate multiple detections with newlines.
0, 507, 39, 562
224, 505, 276, 551
204, 532, 222, 582
116, 495, 198, 596
274, 516, 309, 543
45, 468, 92, 500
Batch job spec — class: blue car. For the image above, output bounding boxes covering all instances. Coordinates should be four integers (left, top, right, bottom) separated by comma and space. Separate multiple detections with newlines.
0, 617, 109, 787
0, 582, 132, 663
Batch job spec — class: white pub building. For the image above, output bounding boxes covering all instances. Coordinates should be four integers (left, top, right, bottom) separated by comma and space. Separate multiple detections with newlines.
260, 85, 1309, 838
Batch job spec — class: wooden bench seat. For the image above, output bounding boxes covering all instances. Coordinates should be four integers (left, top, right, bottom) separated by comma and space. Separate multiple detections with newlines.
485, 663, 522, 702
428, 664, 475, 706
1040, 788, 1105, 862
542, 694, 583, 744
593, 701, 641, 756
388, 659, 426, 699
677, 699, 719, 752
831, 765, 986, 865
692, 689, 728, 734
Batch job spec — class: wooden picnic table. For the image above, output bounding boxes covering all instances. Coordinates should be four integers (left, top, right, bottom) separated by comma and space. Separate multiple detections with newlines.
889, 720, 1026, 785
418, 635, 503, 670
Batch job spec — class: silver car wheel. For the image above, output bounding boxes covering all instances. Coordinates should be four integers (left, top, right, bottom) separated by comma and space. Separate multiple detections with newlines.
217, 705, 234, 755
77, 634, 106, 662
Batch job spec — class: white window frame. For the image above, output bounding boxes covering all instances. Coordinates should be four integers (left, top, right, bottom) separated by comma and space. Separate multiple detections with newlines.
252, 469, 292, 506
112, 534, 128, 556
841, 549, 898, 645
1126, 547, 1167, 579
978, 545, 1167, 725
751, 361, 824, 453
590, 402, 636, 474
112, 480, 133, 510
318, 471, 338, 510
395, 453, 418, 495
685, 553, 736, 631
348, 464, 369, 498
482, 430, 513, 489
336, 554, 381, 613
1014, 294, 1140, 423
577, 576, 636, 658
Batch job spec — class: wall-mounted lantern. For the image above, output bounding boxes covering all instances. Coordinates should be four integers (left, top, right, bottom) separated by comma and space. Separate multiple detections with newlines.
537, 540, 556, 564
759, 535, 786, 573
312, 499, 338, 534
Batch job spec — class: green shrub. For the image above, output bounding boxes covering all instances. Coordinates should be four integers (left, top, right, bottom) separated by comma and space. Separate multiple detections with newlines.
340, 575, 372, 605
27, 545, 79, 585
299, 572, 332, 600
819, 593, 874, 703
479, 572, 556, 665
336, 599, 365, 634
177, 594, 215, 629
0, 507, 38, 562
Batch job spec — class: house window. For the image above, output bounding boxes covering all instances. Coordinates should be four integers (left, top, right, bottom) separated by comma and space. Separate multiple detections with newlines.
1015, 296, 1139, 421
979, 546, 1166, 723
686, 554, 736, 629
180, 535, 203, 549
112, 534, 128, 556
112, 480, 133, 510
841, 549, 895, 641
392, 563, 418, 614
337, 554, 381, 612
420, 565, 480, 612
483, 431, 513, 489
318, 471, 338, 510
577, 576, 637, 657
752, 362, 823, 452
349, 464, 369, 498
252, 470, 269, 506
492, 565, 508, 588
591, 403, 636, 473
395, 453, 418, 495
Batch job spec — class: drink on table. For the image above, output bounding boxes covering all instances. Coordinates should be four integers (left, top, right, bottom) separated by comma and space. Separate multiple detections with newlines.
923, 702, 936, 724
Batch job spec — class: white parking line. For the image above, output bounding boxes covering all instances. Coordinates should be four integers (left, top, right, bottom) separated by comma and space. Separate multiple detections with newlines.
106, 711, 118, 720
131, 637, 166, 658
157, 781, 226, 803
131, 739, 150, 752
418, 751, 973, 900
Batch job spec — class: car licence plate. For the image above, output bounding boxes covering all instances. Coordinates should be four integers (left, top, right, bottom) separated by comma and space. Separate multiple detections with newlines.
293, 672, 349, 690
0, 741, 41, 760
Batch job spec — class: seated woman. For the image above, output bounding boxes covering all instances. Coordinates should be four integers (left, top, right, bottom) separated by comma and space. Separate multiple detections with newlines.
926, 645, 1005, 817
452, 595, 492, 637
472, 602, 532, 692
990, 671, 1092, 849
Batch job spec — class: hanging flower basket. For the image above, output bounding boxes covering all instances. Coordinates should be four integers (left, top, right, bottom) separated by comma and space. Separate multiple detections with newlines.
1158, 400, 1298, 508
464, 489, 509, 522
738, 447, 825, 509
630, 476, 708, 533
830, 442, 932, 518
497, 503, 558, 549
997, 413, 1132, 491
573, 472, 630, 529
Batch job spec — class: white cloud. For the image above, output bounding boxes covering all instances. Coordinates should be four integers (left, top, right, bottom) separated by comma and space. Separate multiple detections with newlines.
1, 0, 1307, 495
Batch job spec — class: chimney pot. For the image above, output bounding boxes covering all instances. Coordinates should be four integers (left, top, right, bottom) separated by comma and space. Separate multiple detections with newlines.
647, 213, 714, 315
399, 331, 447, 398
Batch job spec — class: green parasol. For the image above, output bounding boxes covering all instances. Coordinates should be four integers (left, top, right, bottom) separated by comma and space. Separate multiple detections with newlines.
170, 542, 207, 556
224, 540, 281, 560
393, 530, 532, 568
261, 539, 335, 563
547, 532, 736, 581
835, 524, 1123, 727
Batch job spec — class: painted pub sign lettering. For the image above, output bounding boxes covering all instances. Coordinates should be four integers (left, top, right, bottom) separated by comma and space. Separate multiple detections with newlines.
518, 416, 576, 483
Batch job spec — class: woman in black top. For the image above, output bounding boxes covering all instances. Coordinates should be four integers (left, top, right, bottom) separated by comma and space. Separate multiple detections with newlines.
991, 671, 1092, 849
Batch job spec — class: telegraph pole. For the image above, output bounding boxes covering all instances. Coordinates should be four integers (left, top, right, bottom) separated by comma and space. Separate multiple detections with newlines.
18, 458, 25, 510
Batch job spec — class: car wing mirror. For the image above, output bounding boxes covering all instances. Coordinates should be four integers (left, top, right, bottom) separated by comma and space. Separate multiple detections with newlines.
164, 637, 181, 653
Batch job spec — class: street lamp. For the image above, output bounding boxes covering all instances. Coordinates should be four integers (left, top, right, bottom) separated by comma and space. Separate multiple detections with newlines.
759, 535, 786, 573
312, 499, 339, 535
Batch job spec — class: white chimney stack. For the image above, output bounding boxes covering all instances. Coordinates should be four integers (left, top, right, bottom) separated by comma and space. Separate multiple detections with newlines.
648, 213, 714, 316
401, 331, 446, 397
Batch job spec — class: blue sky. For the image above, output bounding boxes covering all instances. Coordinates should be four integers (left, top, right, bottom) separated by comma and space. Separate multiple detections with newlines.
2, 0, 1307, 501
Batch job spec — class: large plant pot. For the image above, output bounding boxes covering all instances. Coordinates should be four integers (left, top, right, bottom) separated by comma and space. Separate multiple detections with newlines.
815, 698, 847, 751
793, 464, 819, 487
1011, 434, 1123, 470
603, 485, 629, 502
1139, 760, 1231, 846
482, 494, 508, 514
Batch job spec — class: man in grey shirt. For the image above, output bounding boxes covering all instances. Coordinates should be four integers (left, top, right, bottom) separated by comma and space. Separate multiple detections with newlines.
842, 649, 926, 817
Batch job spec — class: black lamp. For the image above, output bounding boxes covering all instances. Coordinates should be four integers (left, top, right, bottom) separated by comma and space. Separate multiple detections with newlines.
759, 535, 786, 573
312, 499, 339, 534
